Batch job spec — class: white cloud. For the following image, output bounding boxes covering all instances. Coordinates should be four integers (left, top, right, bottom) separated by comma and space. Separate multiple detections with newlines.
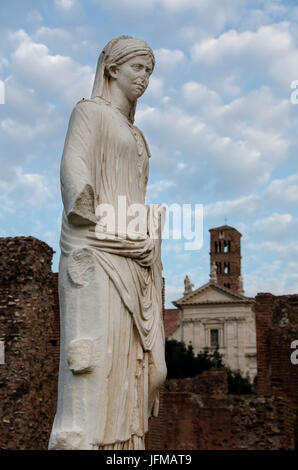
1, 117, 48, 141
217, 87, 291, 134
146, 76, 164, 98
0, 79, 4, 104
35, 26, 73, 44
253, 212, 297, 240
4, 76, 48, 118
265, 174, 298, 205
245, 254, 298, 297
182, 82, 291, 142
165, 283, 183, 305
162, 0, 237, 12
247, 241, 298, 259
245, 270, 285, 297
205, 194, 260, 217
0, 167, 50, 208
147, 179, 176, 199
254, 212, 293, 227
92, 0, 158, 14
32, 25, 96, 61
161, 0, 242, 33
43, 231, 57, 246
163, 242, 182, 254
1, 112, 63, 148
10, 29, 93, 105
182, 81, 222, 112
154, 48, 185, 74
191, 24, 298, 93
0, 56, 8, 73
26, 9, 43, 24
0, 75, 63, 147
137, 100, 287, 196
54, 0, 78, 11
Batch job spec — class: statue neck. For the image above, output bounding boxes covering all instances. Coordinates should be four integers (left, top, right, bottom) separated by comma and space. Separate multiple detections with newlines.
108, 81, 133, 121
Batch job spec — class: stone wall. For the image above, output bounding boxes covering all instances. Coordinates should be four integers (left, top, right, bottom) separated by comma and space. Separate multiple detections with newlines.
209, 226, 242, 293
163, 308, 180, 338
255, 293, 298, 408
146, 371, 294, 450
0, 237, 57, 450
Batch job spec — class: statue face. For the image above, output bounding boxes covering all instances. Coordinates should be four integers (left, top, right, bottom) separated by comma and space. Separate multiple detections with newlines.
111, 55, 153, 102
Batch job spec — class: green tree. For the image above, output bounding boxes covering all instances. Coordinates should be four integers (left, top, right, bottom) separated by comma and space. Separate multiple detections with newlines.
165, 338, 255, 394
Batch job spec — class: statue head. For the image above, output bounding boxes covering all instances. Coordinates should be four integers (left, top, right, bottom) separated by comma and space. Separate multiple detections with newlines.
91, 35, 155, 123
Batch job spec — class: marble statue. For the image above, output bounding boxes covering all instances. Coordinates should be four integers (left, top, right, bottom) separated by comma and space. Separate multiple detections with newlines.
210, 262, 217, 283
183, 275, 194, 295
238, 275, 245, 295
48, 36, 167, 450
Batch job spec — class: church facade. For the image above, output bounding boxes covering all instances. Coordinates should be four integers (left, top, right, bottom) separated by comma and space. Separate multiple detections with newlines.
169, 225, 257, 382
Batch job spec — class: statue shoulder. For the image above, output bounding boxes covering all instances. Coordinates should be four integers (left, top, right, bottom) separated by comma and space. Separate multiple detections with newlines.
76, 96, 105, 107
74, 97, 110, 118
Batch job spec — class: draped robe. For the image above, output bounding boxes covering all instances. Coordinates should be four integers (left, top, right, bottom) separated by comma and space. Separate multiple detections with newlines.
48, 97, 167, 450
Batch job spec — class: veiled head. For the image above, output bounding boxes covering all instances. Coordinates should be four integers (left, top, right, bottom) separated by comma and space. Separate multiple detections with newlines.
91, 36, 155, 123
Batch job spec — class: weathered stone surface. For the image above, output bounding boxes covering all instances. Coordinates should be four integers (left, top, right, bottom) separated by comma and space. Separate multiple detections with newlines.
0, 236, 57, 450
146, 371, 294, 450
49, 36, 166, 451
255, 293, 298, 409
67, 338, 95, 374
164, 368, 228, 396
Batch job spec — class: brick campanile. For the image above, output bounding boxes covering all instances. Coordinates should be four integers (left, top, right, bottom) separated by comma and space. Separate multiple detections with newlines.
209, 225, 242, 294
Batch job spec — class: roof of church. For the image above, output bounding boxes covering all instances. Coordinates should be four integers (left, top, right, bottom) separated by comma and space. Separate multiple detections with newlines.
172, 281, 254, 307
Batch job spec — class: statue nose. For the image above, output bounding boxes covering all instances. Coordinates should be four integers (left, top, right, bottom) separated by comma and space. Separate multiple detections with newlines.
139, 69, 147, 78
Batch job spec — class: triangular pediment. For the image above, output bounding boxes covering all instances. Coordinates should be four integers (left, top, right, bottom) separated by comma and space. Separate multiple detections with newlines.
173, 282, 253, 306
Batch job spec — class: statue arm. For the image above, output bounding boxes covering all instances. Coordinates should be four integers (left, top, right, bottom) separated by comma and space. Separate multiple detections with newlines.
60, 100, 97, 226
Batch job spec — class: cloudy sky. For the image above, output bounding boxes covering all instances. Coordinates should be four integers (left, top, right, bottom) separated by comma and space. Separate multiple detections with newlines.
0, 0, 298, 306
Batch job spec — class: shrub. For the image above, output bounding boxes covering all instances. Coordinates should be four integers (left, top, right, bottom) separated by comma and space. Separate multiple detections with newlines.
165, 338, 255, 394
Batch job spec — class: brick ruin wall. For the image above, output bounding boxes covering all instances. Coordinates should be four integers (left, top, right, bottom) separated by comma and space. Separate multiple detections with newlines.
255, 293, 298, 407
163, 308, 180, 338
146, 371, 294, 450
0, 237, 58, 450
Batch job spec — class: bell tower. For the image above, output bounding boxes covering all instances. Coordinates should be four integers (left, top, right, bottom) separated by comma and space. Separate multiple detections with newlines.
209, 225, 243, 294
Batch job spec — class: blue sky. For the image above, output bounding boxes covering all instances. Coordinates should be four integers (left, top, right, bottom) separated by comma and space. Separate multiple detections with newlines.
0, 0, 298, 307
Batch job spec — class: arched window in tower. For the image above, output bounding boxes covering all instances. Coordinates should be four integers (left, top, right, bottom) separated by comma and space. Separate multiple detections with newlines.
224, 240, 231, 253
224, 262, 230, 274
215, 241, 222, 253
216, 262, 222, 274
